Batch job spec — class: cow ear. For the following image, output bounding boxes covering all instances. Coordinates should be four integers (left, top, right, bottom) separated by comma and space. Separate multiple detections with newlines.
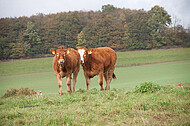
64, 50, 69, 56
50, 49, 56, 55
88, 51, 92, 55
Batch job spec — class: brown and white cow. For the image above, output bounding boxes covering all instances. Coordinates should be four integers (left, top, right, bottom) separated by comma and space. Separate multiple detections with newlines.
78, 47, 117, 90
50, 46, 80, 95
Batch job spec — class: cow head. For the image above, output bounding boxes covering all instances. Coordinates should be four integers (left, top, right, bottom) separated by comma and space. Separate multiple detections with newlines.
78, 47, 93, 64
77, 46, 87, 64
50, 46, 69, 65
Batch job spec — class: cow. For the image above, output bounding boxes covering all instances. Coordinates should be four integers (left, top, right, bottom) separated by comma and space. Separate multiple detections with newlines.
77, 46, 117, 90
50, 46, 80, 95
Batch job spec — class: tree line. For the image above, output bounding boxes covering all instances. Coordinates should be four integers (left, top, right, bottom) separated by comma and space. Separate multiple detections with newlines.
0, 4, 190, 59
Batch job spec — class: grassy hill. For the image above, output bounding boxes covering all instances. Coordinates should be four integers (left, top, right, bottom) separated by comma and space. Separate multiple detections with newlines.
0, 84, 189, 125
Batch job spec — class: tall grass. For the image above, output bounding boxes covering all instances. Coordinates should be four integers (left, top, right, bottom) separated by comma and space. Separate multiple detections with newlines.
0, 48, 190, 76
0, 84, 189, 125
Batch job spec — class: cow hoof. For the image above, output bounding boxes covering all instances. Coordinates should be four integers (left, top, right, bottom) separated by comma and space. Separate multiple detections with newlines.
67, 90, 72, 94
105, 86, 110, 90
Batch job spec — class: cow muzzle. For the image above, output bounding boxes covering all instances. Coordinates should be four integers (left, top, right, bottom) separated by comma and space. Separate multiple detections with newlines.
58, 59, 64, 64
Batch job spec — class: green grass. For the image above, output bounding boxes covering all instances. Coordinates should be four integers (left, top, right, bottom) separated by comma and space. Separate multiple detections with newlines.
0, 48, 189, 95
0, 86, 189, 125
116, 48, 190, 66
0, 48, 190, 76
0, 58, 53, 76
0, 48, 190, 125
0, 61, 190, 96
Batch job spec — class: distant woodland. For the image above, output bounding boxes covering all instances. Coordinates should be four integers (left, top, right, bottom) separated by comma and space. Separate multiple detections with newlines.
0, 4, 190, 59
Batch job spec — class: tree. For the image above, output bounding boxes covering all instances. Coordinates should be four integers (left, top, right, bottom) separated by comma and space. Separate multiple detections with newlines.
77, 31, 87, 47
101, 4, 116, 14
9, 31, 30, 58
125, 10, 151, 50
23, 21, 42, 56
148, 5, 171, 48
56, 12, 82, 48
78, 13, 126, 49
0, 5, 187, 59
0, 37, 10, 59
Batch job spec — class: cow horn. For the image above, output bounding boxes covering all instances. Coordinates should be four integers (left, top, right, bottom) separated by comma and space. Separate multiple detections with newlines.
88, 51, 92, 54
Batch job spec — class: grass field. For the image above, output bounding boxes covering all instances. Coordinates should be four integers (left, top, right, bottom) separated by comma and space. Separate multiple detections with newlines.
0, 61, 190, 96
117, 48, 190, 66
0, 48, 190, 76
0, 84, 189, 125
0, 48, 190, 95
0, 48, 190, 125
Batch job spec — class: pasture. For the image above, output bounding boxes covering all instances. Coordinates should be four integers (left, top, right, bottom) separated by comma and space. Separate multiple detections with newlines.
0, 61, 190, 96
0, 48, 190, 125
0, 83, 190, 125
0, 48, 190, 95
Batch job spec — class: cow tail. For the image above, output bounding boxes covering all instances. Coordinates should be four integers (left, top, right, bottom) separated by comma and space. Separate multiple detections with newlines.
112, 73, 116, 79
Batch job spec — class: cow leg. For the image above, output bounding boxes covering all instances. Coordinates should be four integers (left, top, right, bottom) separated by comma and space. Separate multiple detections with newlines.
56, 75, 63, 96
66, 74, 72, 93
84, 73, 90, 90
105, 73, 111, 90
99, 72, 104, 91
104, 71, 110, 90
105, 66, 115, 90
72, 69, 79, 93
104, 71, 108, 83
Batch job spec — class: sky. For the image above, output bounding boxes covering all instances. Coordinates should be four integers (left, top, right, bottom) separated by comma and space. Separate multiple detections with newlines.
0, 0, 190, 28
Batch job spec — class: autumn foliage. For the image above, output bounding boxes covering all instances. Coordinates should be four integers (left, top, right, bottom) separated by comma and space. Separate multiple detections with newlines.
0, 5, 189, 59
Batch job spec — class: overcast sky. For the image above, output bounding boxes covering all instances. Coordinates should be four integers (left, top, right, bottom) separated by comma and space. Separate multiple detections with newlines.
0, 0, 190, 28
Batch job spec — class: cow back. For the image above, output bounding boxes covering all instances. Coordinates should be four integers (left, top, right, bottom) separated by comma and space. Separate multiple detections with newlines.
88, 47, 117, 72
65, 48, 80, 73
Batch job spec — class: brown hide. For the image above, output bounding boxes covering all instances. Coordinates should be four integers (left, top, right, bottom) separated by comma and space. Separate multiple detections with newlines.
51, 47, 80, 95
78, 47, 117, 90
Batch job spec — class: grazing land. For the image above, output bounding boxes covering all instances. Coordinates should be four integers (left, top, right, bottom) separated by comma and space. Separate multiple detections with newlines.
0, 85, 189, 126
0, 48, 190, 76
0, 61, 190, 96
0, 48, 190, 95
116, 48, 190, 66
0, 48, 190, 125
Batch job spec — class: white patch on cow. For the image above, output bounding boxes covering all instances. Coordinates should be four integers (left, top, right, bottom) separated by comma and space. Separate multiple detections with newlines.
78, 49, 85, 63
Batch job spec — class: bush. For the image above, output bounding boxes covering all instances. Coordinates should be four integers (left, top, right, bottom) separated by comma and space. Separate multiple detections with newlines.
2, 88, 35, 98
135, 82, 162, 93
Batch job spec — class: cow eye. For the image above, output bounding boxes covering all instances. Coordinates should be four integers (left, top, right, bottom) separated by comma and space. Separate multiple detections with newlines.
57, 53, 59, 57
